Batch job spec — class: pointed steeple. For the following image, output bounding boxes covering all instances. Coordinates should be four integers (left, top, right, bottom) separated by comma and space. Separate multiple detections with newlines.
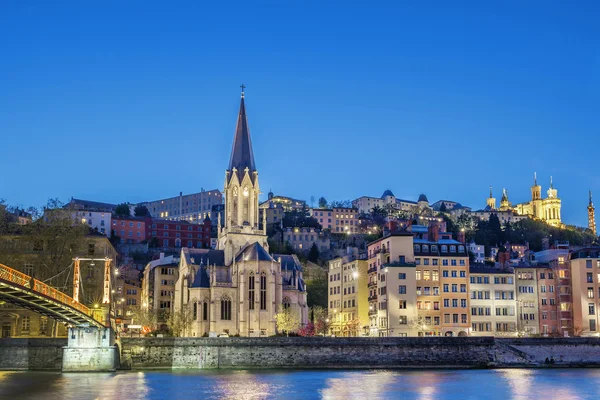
550, 176, 554, 189
590, 190, 594, 207
489, 186, 493, 198
228, 85, 256, 181
534, 172, 537, 186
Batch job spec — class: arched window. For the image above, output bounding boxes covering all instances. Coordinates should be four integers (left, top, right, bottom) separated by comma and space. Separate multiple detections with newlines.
283, 297, 291, 310
260, 272, 267, 310
203, 299, 209, 321
221, 296, 232, 320
175, 238, 181, 248
193, 302, 198, 320
248, 272, 255, 310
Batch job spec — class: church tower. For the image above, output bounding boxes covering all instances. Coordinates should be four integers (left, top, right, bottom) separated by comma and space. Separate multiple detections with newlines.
218, 87, 268, 264
499, 188, 511, 211
531, 172, 543, 219
589, 190, 596, 236
486, 186, 496, 210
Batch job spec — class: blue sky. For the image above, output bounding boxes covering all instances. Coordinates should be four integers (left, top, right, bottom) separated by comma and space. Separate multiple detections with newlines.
0, 1, 598, 226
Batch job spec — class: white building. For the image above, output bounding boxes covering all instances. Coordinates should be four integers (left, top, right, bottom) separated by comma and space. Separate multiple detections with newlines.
469, 265, 517, 336
468, 241, 486, 264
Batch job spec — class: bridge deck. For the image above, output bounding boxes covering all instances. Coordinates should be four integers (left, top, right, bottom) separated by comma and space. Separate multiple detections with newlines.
0, 263, 105, 328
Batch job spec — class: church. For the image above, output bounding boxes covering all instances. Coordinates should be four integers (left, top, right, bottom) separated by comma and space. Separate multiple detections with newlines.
173, 89, 308, 337
484, 173, 562, 227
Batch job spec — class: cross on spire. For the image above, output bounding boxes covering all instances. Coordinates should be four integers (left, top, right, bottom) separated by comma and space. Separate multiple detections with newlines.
240, 84, 246, 98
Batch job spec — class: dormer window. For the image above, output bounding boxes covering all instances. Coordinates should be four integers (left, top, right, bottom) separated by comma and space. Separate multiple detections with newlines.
422, 245, 429, 253
414, 244, 420, 252
458, 245, 465, 253
450, 245, 456, 253
441, 245, 448, 253
431, 245, 438, 252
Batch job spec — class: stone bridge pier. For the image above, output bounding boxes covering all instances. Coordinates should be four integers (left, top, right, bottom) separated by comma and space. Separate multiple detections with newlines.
62, 326, 117, 372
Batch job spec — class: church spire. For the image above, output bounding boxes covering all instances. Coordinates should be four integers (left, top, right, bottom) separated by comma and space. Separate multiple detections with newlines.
228, 85, 256, 181
489, 186, 493, 198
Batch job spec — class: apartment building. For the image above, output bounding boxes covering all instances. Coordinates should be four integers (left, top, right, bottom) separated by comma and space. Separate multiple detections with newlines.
327, 254, 369, 336
367, 232, 417, 337
414, 236, 470, 337
569, 248, 600, 336
310, 207, 358, 233
141, 253, 179, 327
142, 189, 222, 223
283, 227, 330, 253
514, 266, 540, 335
469, 265, 517, 336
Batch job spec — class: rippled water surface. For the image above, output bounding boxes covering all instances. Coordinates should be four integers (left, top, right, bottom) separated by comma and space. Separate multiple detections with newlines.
1, 368, 599, 399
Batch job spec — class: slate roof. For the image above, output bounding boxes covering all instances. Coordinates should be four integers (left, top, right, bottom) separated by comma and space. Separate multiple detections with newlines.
67, 198, 117, 212
184, 248, 225, 266
191, 267, 210, 288
381, 189, 395, 198
418, 194, 428, 203
235, 242, 275, 263
274, 254, 303, 272
228, 95, 256, 182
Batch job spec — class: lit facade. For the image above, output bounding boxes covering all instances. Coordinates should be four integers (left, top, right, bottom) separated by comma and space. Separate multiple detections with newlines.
310, 207, 358, 233
142, 189, 222, 223
172, 91, 308, 337
283, 227, 330, 253
327, 255, 369, 336
569, 248, 600, 336
469, 266, 517, 336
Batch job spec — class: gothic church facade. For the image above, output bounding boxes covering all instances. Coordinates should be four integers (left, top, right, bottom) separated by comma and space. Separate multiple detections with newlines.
173, 90, 308, 336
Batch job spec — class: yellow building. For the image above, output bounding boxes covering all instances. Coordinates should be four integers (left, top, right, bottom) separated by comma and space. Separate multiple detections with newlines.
327, 255, 369, 336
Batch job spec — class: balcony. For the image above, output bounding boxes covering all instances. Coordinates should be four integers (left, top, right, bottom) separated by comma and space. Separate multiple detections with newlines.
368, 295, 378, 301
368, 267, 377, 274
368, 281, 377, 288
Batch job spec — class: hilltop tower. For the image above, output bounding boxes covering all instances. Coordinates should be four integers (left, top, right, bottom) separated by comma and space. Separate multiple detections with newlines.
499, 188, 510, 211
589, 190, 596, 236
486, 186, 497, 210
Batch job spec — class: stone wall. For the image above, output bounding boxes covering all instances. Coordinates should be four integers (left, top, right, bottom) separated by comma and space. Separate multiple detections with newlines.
0, 338, 66, 370
119, 337, 497, 369
2, 337, 600, 371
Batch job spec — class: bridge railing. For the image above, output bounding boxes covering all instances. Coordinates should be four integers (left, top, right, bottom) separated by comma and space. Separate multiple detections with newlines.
0, 263, 91, 317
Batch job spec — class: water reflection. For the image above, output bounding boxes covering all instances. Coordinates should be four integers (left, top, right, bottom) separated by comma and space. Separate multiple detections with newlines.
0, 369, 599, 399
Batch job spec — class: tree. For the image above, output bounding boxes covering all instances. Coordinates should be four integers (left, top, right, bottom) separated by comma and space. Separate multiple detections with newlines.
283, 206, 321, 229
306, 275, 328, 308
130, 305, 159, 334
330, 200, 353, 208
318, 197, 328, 208
312, 306, 331, 336
134, 205, 150, 217
115, 203, 131, 217
275, 306, 300, 336
307, 243, 320, 262
297, 322, 315, 337
167, 303, 194, 337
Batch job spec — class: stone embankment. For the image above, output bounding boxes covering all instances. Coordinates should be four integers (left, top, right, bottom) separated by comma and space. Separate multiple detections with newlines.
2, 337, 600, 371
119, 337, 600, 370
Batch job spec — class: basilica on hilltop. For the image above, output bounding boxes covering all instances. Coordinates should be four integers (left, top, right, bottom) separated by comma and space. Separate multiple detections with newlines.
173, 89, 308, 337
485, 173, 562, 227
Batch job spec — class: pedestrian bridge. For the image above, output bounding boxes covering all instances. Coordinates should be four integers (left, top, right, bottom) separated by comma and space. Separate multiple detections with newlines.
0, 263, 105, 328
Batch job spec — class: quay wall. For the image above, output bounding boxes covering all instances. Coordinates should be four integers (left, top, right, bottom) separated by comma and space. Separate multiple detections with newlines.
2, 337, 600, 371
0, 338, 66, 370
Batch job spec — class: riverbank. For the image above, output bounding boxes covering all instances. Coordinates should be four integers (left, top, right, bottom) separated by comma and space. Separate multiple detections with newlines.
2, 337, 600, 371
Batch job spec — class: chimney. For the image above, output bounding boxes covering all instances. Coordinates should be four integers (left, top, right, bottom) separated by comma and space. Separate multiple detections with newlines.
457, 230, 465, 244
428, 224, 440, 242
159, 252, 165, 260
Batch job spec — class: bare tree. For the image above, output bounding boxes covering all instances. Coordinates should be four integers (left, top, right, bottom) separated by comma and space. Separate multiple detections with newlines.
167, 303, 194, 337
275, 305, 300, 336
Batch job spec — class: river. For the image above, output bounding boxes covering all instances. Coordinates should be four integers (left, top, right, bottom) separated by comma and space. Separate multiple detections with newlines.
0, 369, 598, 399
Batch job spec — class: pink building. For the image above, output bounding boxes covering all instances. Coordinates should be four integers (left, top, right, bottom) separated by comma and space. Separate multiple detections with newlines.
111, 216, 147, 243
